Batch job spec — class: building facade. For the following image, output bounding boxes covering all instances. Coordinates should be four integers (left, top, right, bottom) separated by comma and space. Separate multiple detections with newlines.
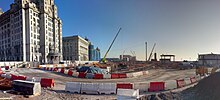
63, 35, 89, 61
119, 55, 136, 62
89, 43, 101, 61
198, 53, 220, 67
0, 0, 62, 63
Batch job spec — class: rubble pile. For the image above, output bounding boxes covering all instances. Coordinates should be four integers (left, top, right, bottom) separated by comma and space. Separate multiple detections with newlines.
0, 77, 12, 90
181, 72, 220, 100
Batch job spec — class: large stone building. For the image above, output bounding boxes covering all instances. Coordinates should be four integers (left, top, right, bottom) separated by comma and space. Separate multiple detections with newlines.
0, 0, 62, 63
198, 53, 220, 67
63, 35, 89, 61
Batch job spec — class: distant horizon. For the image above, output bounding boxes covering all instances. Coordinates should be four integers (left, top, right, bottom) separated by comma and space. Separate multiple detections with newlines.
1, 0, 220, 61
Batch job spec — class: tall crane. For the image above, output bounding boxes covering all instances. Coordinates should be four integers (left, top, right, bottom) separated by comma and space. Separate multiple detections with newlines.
101, 28, 122, 63
147, 43, 156, 61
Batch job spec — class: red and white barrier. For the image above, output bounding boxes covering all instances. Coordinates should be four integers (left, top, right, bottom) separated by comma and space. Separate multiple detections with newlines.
184, 78, 191, 85
40, 78, 55, 88
117, 83, 133, 89
190, 77, 197, 83
94, 74, 104, 79
176, 79, 185, 88
148, 82, 165, 92
103, 74, 111, 79
165, 80, 177, 90
126, 73, 133, 78
72, 71, 79, 77
64, 69, 69, 74
132, 72, 143, 77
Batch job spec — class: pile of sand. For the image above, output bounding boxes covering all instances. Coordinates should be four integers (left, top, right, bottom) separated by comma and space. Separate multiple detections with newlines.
181, 72, 220, 100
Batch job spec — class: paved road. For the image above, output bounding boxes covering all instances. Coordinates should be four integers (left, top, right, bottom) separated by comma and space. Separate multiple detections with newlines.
12, 68, 196, 90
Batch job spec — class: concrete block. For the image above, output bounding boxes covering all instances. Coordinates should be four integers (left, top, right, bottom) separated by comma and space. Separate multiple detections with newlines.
12, 80, 41, 95
65, 82, 81, 93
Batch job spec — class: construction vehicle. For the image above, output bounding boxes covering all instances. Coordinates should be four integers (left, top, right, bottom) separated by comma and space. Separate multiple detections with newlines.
100, 28, 122, 63
196, 66, 208, 76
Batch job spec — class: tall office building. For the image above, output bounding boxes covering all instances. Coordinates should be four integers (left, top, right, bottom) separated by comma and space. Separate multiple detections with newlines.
88, 42, 101, 61
0, 0, 62, 63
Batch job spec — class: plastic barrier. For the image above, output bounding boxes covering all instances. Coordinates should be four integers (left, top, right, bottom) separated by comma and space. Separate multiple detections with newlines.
132, 72, 143, 77
117, 89, 140, 99
50, 67, 53, 71
86, 73, 94, 79
190, 77, 197, 83
33, 77, 42, 82
0, 71, 3, 75
165, 80, 177, 90
111, 74, 119, 79
40, 78, 55, 88
103, 74, 111, 79
134, 82, 149, 92
184, 78, 191, 85
117, 83, 133, 89
60, 68, 65, 73
17, 75, 27, 80
65, 82, 81, 93
148, 82, 165, 92
72, 71, 79, 77
1, 74, 6, 78
53, 68, 58, 72
57, 68, 61, 72
81, 83, 99, 94
11, 74, 18, 80
94, 74, 104, 79
176, 79, 185, 88
68, 70, 73, 76
64, 69, 69, 74
43, 67, 46, 70
99, 83, 116, 94
78, 72, 86, 78
46, 67, 49, 71
26, 77, 34, 81
118, 73, 127, 78
142, 71, 149, 75
126, 73, 133, 78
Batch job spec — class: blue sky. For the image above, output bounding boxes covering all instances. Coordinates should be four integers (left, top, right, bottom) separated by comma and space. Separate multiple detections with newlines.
1, 0, 220, 61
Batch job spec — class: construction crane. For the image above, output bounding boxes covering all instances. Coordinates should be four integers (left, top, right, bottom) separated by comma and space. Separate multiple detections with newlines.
100, 28, 122, 63
147, 43, 156, 61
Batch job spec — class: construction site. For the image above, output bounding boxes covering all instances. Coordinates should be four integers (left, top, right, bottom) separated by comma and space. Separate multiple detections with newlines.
0, 0, 220, 100
0, 28, 220, 100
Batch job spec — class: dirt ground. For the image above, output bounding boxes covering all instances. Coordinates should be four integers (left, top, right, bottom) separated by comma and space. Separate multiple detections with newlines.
180, 72, 220, 100
0, 68, 196, 100
0, 89, 116, 100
